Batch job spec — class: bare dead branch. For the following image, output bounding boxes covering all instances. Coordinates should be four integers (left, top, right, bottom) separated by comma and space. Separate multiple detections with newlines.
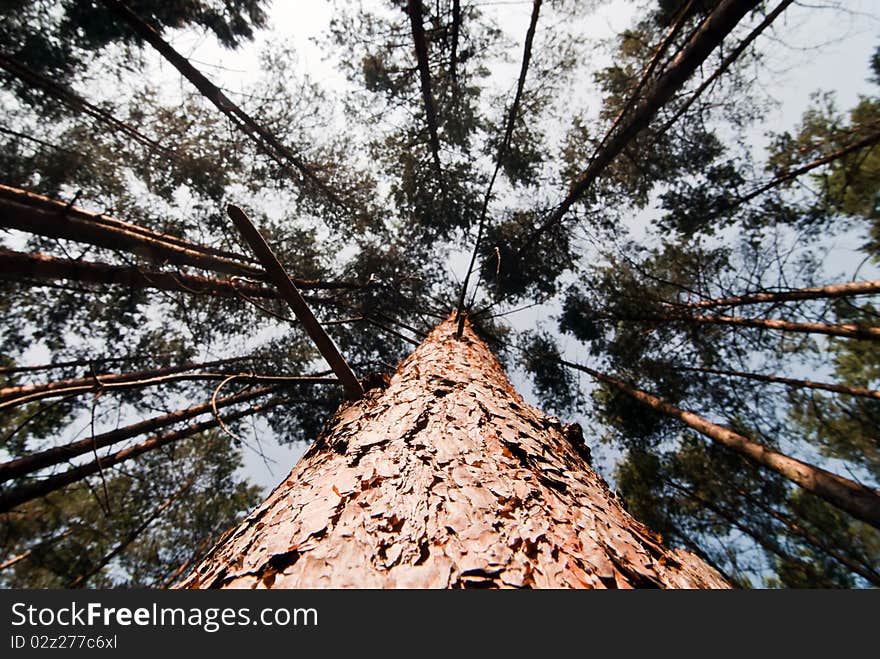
227, 204, 364, 400
0, 380, 335, 483
0, 370, 336, 411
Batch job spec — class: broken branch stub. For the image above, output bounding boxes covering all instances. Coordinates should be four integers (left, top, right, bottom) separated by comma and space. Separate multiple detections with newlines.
226, 204, 364, 400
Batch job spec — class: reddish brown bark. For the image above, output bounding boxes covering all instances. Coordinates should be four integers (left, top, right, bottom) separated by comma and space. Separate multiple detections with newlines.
179, 315, 728, 589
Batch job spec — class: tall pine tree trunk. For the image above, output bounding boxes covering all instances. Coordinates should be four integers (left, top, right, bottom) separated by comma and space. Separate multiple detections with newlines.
179, 315, 728, 589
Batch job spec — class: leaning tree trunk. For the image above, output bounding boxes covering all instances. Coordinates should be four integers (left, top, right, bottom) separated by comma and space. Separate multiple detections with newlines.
179, 315, 728, 589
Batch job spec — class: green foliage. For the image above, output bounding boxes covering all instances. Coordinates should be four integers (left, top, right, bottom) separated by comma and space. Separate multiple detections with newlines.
2, 0, 878, 590
518, 331, 583, 415
0, 433, 260, 588
479, 211, 573, 302
0, 0, 267, 100
787, 302, 880, 477
616, 437, 880, 588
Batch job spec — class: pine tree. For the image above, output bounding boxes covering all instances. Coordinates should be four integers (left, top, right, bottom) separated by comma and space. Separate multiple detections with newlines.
2, 0, 878, 588
180, 315, 728, 589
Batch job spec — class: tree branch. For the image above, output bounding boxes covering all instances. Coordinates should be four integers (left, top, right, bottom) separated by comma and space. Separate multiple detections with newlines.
672, 365, 880, 401
560, 359, 880, 529
227, 205, 364, 400
98, 0, 346, 210
665, 279, 880, 309
456, 0, 542, 337
534, 0, 761, 237
0, 183, 263, 277
0, 395, 292, 511
406, 0, 443, 177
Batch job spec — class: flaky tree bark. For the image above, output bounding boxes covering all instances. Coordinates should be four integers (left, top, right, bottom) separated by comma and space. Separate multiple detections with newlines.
179, 315, 728, 589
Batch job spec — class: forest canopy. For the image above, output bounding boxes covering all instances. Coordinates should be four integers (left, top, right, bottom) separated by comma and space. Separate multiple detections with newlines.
0, 0, 878, 588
